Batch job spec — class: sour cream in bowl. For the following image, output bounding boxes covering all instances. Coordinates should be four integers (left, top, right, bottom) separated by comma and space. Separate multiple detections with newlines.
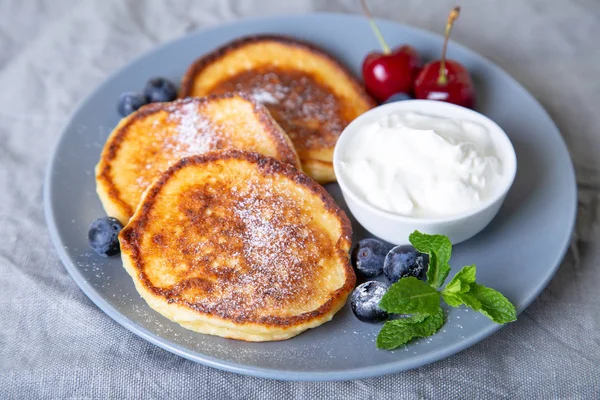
333, 100, 517, 245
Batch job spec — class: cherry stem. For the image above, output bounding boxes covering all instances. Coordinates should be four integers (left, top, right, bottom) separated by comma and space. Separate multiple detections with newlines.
361, 0, 391, 54
438, 6, 460, 85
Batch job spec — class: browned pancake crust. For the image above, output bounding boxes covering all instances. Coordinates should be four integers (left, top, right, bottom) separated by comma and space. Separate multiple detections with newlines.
96, 93, 300, 221
207, 67, 347, 152
119, 150, 355, 327
180, 35, 374, 105
179, 35, 376, 183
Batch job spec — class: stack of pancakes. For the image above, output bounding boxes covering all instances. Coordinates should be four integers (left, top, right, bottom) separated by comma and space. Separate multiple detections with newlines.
96, 35, 375, 341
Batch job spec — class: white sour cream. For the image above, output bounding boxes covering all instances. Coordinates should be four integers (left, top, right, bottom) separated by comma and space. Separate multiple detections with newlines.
339, 111, 504, 218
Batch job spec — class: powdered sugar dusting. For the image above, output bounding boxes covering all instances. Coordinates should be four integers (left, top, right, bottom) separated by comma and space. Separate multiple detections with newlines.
353, 282, 388, 313
135, 176, 147, 188
203, 183, 317, 316
163, 101, 223, 155
127, 101, 226, 192
234, 187, 302, 277
251, 89, 279, 104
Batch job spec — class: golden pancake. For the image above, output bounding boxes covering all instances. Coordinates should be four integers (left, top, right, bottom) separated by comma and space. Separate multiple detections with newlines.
119, 150, 355, 341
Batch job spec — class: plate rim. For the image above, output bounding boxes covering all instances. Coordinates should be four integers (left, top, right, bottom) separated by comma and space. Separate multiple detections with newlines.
43, 12, 577, 381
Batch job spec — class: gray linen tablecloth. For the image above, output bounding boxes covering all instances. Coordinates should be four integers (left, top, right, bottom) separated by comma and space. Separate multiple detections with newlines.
1, 0, 599, 398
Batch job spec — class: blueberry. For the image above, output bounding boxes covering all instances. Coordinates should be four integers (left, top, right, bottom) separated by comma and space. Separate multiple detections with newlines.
350, 281, 390, 323
118, 92, 147, 117
383, 92, 412, 104
383, 245, 429, 283
143, 77, 178, 103
88, 217, 123, 257
351, 238, 390, 277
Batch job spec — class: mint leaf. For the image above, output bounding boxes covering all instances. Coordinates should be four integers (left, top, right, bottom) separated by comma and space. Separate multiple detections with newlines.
441, 292, 463, 308
443, 279, 462, 294
379, 277, 441, 315
409, 231, 452, 288
443, 280, 516, 324
468, 283, 517, 324
376, 307, 445, 350
456, 291, 482, 310
443, 265, 476, 294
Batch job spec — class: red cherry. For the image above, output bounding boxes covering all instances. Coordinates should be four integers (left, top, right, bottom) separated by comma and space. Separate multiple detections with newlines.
414, 60, 475, 108
362, 45, 422, 102
414, 6, 475, 109
359, 0, 421, 102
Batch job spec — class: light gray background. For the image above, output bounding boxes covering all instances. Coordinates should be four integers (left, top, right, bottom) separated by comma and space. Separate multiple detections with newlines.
1, 0, 599, 398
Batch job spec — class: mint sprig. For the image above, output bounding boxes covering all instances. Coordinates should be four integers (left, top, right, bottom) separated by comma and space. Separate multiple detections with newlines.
376, 231, 517, 350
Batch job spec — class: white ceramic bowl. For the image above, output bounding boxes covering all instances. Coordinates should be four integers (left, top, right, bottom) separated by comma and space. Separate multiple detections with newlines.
333, 100, 517, 245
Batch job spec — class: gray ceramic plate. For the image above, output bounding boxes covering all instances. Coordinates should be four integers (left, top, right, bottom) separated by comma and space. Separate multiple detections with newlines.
44, 13, 576, 381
